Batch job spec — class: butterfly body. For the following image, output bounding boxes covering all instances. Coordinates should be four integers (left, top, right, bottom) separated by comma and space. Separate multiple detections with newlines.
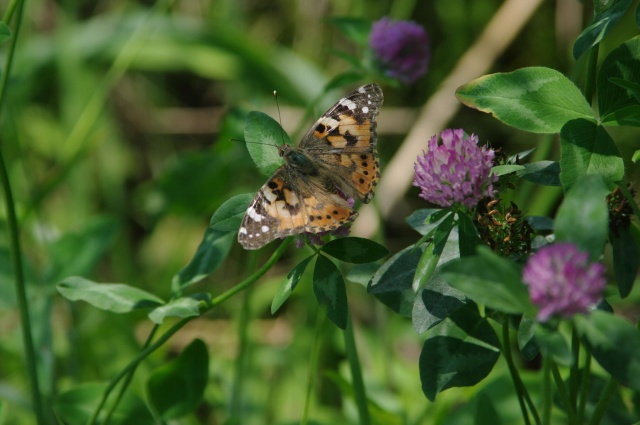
239, 83, 383, 249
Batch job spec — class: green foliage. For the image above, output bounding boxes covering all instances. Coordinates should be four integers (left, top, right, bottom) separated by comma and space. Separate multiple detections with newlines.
244, 111, 288, 177
2, 0, 640, 424
57, 276, 164, 313
313, 254, 348, 329
456, 67, 595, 134
147, 339, 209, 419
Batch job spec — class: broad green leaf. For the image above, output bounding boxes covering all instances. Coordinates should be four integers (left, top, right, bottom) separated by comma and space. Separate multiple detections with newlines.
172, 228, 235, 291
405, 208, 450, 235
518, 161, 561, 186
55, 383, 154, 425
0, 23, 11, 44
313, 254, 348, 329
271, 255, 314, 313
597, 36, 640, 118
555, 174, 609, 262
321, 237, 388, 264
575, 311, 640, 391
573, 0, 634, 59
535, 325, 572, 366
612, 227, 640, 298
147, 339, 209, 419
419, 307, 500, 401
368, 245, 423, 317
517, 315, 540, 361
601, 104, 640, 126
47, 216, 119, 283
148, 294, 210, 324
414, 271, 467, 334
210, 193, 254, 231
57, 277, 164, 313
244, 111, 289, 177
634, 150, 640, 162
441, 246, 533, 315
456, 67, 595, 134
559, 120, 624, 189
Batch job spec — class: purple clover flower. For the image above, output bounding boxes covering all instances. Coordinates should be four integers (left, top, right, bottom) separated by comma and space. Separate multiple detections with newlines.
369, 17, 430, 84
523, 243, 606, 322
413, 129, 498, 208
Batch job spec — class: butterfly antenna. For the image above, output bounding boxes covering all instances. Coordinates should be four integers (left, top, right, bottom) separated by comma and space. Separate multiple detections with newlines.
274, 90, 287, 146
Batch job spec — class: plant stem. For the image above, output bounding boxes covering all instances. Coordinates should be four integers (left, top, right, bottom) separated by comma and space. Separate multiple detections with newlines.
102, 325, 159, 425
542, 355, 551, 425
0, 0, 47, 423
550, 360, 576, 424
569, 328, 580, 410
501, 320, 531, 425
301, 309, 326, 425
344, 313, 370, 425
577, 352, 591, 424
588, 377, 616, 425
88, 238, 291, 424
229, 284, 254, 423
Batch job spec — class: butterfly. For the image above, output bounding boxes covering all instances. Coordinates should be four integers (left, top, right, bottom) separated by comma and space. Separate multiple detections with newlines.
238, 83, 383, 249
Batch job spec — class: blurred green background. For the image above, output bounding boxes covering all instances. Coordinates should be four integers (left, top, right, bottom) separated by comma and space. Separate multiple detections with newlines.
0, 0, 638, 423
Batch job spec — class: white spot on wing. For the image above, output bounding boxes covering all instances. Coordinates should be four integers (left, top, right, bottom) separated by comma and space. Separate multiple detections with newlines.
261, 225, 269, 232
362, 106, 369, 113
339, 98, 357, 110
239, 227, 247, 235
247, 206, 263, 223
358, 87, 366, 93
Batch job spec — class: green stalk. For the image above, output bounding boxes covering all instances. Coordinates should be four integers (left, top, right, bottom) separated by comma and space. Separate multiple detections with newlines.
102, 325, 159, 425
1, 0, 20, 26
301, 309, 326, 425
501, 320, 531, 425
577, 352, 591, 424
229, 284, 253, 423
344, 313, 370, 425
550, 360, 576, 424
88, 238, 291, 424
569, 328, 580, 410
541, 355, 551, 425
588, 377, 616, 425
0, 0, 46, 423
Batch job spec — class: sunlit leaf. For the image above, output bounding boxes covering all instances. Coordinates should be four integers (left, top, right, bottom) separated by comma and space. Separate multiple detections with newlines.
456, 67, 595, 134
244, 111, 289, 177
57, 277, 164, 313
148, 294, 210, 324
210, 193, 254, 231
